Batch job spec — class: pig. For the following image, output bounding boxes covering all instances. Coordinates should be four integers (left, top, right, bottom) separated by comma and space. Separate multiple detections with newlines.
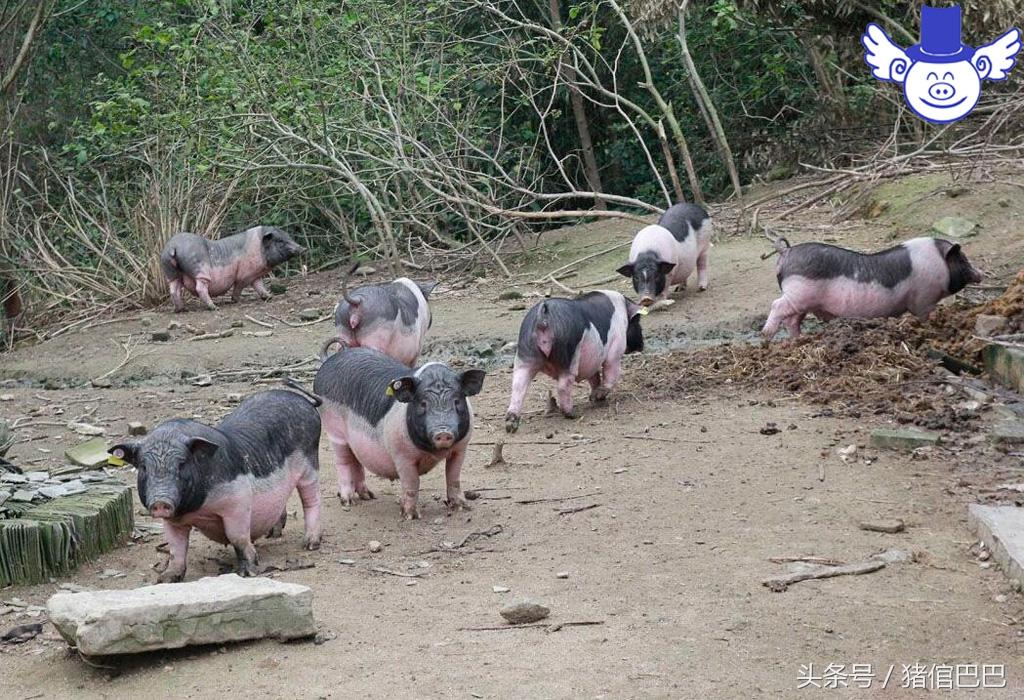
505, 290, 643, 433
309, 347, 485, 519
160, 225, 304, 312
762, 236, 983, 341
616, 203, 713, 307
111, 388, 322, 582
319, 263, 436, 366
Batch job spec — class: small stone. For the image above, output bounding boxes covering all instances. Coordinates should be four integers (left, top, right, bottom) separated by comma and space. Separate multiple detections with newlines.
995, 594, 1008, 603
492, 586, 510, 593
167, 321, 181, 331
194, 376, 213, 387
613, 468, 628, 474
151, 331, 171, 342
298, 308, 321, 322
500, 599, 550, 625
354, 266, 377, 277
859, 519, 905, 534
127, 422, 148, 436
242, 330, 273, 338
338, 559, 355, 565
0, 394, 14, 401
837, 445, 858, 463
90, 377, 113, 389
230, 320, 244, 328
140, 317, 153, 328
69, 422, 105, 437
431, 517, 443, 525
225, 393, 243, 404
368, 540, 383, 553
989, 422, 1024, 447
978, 549, 991, 561
975, 314, 1008, 337
497, 290, 522, 301
870, 428, 940, 452
47, 574, 315, 655
555, 572, 569, 579
931, 216, 978, 239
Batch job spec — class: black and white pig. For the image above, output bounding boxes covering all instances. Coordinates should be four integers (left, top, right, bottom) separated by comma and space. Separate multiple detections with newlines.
160, 225, 304, 312
505, 290, 643, 433
311, 348, 485, 519
111, 389, 322, 582
320, 264, 436, 367
762, 236, 983, 341
616, 203, 713, 307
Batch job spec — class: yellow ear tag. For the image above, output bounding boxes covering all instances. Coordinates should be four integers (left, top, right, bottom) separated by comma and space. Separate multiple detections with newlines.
385, 384, 395, 397
638, 307, 650, 316
107, 455, 126, 467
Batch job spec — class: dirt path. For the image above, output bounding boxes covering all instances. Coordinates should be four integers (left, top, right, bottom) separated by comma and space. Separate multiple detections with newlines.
2, 174, 1024, 697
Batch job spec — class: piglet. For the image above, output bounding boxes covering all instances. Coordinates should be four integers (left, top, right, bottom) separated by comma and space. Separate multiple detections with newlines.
310, 348, 484, 519
617, 203, 713, 307
160, 225, 303, 312
111, 388, 322, 582
320, 263, 436, 366
505, 290, 643, 433
762, 236, 983, 341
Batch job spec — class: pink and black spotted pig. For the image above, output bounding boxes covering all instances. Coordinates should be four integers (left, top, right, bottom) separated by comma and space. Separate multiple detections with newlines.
310, 348, 485, 520
505, 290, 643, 433
160, 226, 304, 312
617, 203, 713, 307
111, 388, 322, 582
762, 236, 983, 341
320, 263, 436, 367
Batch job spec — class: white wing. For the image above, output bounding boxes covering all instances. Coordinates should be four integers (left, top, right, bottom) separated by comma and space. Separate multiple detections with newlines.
973, 28, 1021, 81
862, 23, 911, 83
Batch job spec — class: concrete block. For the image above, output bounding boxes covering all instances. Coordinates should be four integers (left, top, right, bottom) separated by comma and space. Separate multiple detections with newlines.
968, 505, 1024, 588
870, 428, 940, 452
48, 574, 315, 655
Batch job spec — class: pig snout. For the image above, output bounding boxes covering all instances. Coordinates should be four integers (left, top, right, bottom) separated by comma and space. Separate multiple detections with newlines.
969, 266, 984, 284
432, 430, 455, 449
148, 500, 174, 519
639, 295, 655, 307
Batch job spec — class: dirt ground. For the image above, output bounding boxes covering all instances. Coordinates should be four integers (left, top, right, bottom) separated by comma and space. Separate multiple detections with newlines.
2, 173, 1024, 698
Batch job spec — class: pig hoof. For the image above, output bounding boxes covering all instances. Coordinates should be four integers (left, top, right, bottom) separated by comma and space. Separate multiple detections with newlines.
338, 492, 361, 506
401, 506, 421, 521
237, 561, 260, 578
445, 498, 471, 514
359, 487, 376, 500
303, 535, 322, 551
698, 285, 708, 292
157, 569, 185, 584
589, 387, 610, 403
504, 412, 521, 434
561, 409, 578, 420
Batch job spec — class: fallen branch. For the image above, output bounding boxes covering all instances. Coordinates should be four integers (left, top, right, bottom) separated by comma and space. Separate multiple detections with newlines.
458, 620, 605, 632
244, 315, 275, 329
516, 491, 601, 505
448, 524, 504, 549
190, 330, 234, 342
767, 556, 847, 567
557, 503, 600, 515
369, 566, 425, 578
266, 313, 332, 327
763, 560, 885, 592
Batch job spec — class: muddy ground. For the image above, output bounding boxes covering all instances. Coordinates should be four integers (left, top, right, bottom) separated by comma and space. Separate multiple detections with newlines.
2, 173, 1024, 698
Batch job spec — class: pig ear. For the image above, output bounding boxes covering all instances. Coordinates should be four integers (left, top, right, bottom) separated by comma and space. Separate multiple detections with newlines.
657, 261, 676, 275
616, 263, 635, 278
387, 376, 417, 403
944, 243, 962, 259
459, 369, 486, 397
625, 299, 643, 318
110, 442, 138, 464
187, 437, 220, 461
416, 281, 438, 298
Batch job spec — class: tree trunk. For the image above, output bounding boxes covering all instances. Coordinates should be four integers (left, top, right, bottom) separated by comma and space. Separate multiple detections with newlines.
677, 1, 742, 200
548, 0, 605, 210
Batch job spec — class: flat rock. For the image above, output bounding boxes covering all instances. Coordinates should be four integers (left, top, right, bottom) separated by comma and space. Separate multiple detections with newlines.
500, 599, 550, 625
47, 574, 315, 656
11, 489, 36, 502
65, 438, 111, 467
931, 216, 977, 239
39, 484, 68, 499
968, 505, 1024, 588
984, 345, 1024, 394
990, 422, 1024, 447
859, 519, 905, 534
975, 314, 1008, 337
869, 428, 940, 451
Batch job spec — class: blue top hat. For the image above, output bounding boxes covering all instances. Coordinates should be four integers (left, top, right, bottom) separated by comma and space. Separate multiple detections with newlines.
906, 5, 975, 63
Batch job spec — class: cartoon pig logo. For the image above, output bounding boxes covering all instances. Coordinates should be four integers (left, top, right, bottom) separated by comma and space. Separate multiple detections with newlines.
862, 5, 1020, 124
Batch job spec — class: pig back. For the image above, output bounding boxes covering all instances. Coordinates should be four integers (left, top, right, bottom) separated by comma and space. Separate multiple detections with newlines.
216, 390, 321, 474
313, 348, 408, 425
517, 293, 617, 369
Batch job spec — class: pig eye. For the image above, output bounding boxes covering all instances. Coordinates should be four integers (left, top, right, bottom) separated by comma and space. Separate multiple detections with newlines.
943, 71, 953, 81
927, 71, 938, 81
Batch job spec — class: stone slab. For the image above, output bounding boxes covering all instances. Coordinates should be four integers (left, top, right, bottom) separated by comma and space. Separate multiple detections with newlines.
984, 345, 1024, 394
870, 428, 940, 452
968, 505, 1024, 588
48, 574, 315, 656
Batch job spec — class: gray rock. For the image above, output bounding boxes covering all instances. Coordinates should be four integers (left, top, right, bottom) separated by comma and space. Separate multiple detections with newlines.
1, 473, 28, 484
26, 471, 48, 482
870, 428, 940, 451
151, 331, 171, 342
500, 599, 550, 625
931, 216, 978, 239
298, 308, 322, 322
990, 422, 1024, 447
969, 505, 1024, 589
61, 480, 87, 496
127, 421, 148, 436
90, 377, 113, 389
368, 540, 383, 553
47, 574, 315, 655
975, 314, 1008, 337
39, 484, 69, 499
858, 519, 905, 534
355, 266, 377, 277
11, 489, 36, 502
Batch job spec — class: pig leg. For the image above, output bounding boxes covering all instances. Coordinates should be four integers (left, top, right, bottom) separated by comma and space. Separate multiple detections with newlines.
158, 521, 192, 583
505, 362, 539, 433
593, 358, 622, 402
195, 278, 218, 311
221, 505, 259, 577
555, 372, 577, 419
267, 510, 286, 538
784, 313, 805, 339
169, 279, 186, 313
231, 281, 245, 303
588, 373, 606, 403
444, 448, 471, 514
762, 296, 798, 343
696, 250, 709, 291
331, 440, 374, 505
296, 465, 322, 550
252, 278, 272, 301
395, 461, 422, 520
